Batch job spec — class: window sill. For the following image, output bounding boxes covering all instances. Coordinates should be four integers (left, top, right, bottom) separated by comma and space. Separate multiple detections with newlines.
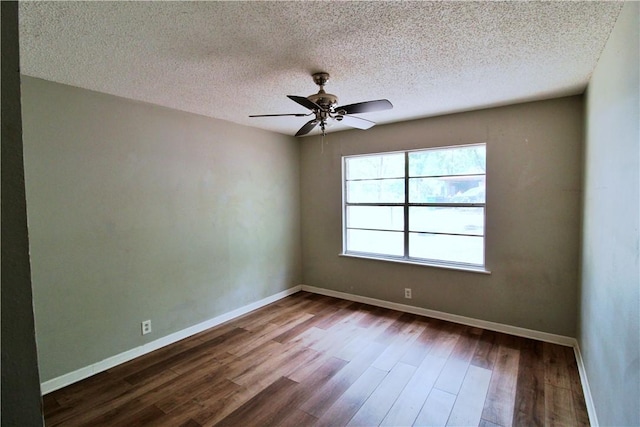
339, 252, 491, 274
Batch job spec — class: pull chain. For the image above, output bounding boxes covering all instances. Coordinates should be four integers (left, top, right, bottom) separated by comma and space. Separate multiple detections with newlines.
320, 130, 329, 154
320, 120, 326, 154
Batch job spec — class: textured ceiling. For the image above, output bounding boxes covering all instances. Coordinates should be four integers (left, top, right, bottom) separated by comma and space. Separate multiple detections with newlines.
19, 1, 622, 136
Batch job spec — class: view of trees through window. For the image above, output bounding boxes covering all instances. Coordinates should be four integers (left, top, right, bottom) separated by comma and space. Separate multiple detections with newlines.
344, 144, 486, 267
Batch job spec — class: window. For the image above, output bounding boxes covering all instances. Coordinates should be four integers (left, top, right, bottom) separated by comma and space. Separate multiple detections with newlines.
342, 143, 486, 270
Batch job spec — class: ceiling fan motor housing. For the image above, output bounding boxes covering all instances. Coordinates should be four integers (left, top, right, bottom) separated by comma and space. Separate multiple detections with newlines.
308, 72, 338, 109
307, 90, 338, 109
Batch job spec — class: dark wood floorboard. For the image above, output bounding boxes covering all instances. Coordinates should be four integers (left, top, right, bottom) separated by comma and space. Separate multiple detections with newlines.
43, 291, 589, 426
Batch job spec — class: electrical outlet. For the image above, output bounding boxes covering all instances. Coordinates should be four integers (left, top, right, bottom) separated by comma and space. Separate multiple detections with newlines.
141, 320, 152, 335
404, 288, 412, 299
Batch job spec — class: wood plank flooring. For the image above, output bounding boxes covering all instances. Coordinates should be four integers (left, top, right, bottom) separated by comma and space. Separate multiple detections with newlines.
43, 292, 589, 426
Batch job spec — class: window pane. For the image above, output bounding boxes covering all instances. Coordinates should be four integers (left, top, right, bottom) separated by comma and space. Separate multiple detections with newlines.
409, 145, 486, 177
410, 207, 484, 236
342, 144, 486, 268
346, 153, 405, 180
409, 233, 484, 265
347, 179, 404, 203
347, 229, 404, 257
409, 176, 485, 203
347, 206, 404, 231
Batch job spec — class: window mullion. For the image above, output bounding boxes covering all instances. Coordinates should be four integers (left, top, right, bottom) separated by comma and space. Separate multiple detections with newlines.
404, 152, 409, 259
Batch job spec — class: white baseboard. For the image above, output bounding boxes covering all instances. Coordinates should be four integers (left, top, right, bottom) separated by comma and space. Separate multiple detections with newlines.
300, 285, 576, 347
573, 343, 599, 426
41, 285, 302, 394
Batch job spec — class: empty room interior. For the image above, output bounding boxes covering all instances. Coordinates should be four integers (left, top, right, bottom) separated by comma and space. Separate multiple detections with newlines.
2, 1, 639, 426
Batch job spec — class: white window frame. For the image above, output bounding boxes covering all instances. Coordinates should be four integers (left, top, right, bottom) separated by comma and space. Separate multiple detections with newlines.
341, 143, 489, 273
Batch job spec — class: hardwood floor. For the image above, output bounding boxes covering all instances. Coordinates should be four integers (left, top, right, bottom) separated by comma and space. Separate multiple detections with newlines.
43, 292, 589, 426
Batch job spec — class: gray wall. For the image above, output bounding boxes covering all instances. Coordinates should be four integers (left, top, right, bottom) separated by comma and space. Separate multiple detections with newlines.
1, 2, 44, 424
580, 2, 639, 425
21, 77, 301, 382
301, 97, 583, 337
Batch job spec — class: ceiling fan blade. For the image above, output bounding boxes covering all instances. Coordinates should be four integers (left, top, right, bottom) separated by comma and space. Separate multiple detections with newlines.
287, 95, 321, 111
336, 99, 393, 115
249, 113, 309, 117
339, 115, 375, 130
295, 119, 319, 137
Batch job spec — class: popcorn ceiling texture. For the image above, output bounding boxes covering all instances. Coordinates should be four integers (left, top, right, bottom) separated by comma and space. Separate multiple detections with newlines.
19, 1, 622, 136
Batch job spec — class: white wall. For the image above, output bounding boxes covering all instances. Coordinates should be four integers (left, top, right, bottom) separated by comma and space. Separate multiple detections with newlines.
580, 2, 639, 425
21, 77, 302, 382
301, 96, 583, 337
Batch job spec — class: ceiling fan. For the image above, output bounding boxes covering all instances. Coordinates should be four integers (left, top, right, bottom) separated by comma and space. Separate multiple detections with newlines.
249, 72, 393, 137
